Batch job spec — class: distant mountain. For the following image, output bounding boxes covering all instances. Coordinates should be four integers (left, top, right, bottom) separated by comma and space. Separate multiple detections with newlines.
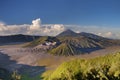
0, 34, 40, 45
57, 29, 107, 40
26, 29, 120, 56
79, 32, 107, 40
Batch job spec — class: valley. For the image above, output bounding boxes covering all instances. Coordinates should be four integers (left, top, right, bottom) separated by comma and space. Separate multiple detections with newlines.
0, 43, 120, 80
0, 30, 120, 80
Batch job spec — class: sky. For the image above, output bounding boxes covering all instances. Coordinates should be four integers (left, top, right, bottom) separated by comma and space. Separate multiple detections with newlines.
0, 0, 120, 38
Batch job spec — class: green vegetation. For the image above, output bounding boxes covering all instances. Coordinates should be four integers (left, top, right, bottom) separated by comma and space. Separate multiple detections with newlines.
0, 69, 21, 80
25, 36, 48, 47
21, 74, 41, 80
49, 36, 103, 56
43, 52, 120, 80
48, 42, 82, 56
58, 36, 102, 48
0, 69, 42, 80
11, 70, 21, 80
1, 52, 120, 80
0, 68, 12, 80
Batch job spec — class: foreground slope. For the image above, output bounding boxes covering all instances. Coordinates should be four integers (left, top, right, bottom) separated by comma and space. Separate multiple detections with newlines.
43, 52, 120, 80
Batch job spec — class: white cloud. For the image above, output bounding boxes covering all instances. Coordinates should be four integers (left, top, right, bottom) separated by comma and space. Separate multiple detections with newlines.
75, 31, 80, 33
0, 18, 65, 36
97, 33, 102, 36
0, 22, 7, 31
96, 32, 114, 38
41, 24, 65, 36
0, 18, 120, 39
65, 25, 120, 39
104, 32, 113, 37
0, 22, 29, 35
29, 18, 41, 30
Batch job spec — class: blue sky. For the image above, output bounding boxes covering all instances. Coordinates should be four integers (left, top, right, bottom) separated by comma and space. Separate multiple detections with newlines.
0, 0, 120, 38
0, 0, 120, 26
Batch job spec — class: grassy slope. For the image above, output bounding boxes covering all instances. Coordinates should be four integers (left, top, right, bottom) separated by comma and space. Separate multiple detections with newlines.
48, 42, 83, 56
25, 36, 59, 47
58, 36, 103, 48
43, 52, 120, 80
24, 36, 48, 47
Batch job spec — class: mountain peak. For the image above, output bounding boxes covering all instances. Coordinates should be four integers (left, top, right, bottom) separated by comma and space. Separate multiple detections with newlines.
64, 29, 74, 32
57, 29, 78, 37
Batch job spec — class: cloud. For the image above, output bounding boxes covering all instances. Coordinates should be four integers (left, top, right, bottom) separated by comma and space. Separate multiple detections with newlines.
65, 25, 120, 39
105, 32, 113, 37
39, 24, 65, 36
97, 33, 102, 36
0, 18, 120, 39
29, 18, 41, 30
27, 18, 65, 36
0, 18, 65, 36
97, 32, 115, 38
0, 22, 29, 35
0, 23, 7, 31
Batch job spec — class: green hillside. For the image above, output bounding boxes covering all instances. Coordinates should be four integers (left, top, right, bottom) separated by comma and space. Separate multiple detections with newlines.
48, 42, 82, 56
43, 52, 120, 80
58, 36, 103, 48
49, 36, 103, 55
25, 36, 59, 47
